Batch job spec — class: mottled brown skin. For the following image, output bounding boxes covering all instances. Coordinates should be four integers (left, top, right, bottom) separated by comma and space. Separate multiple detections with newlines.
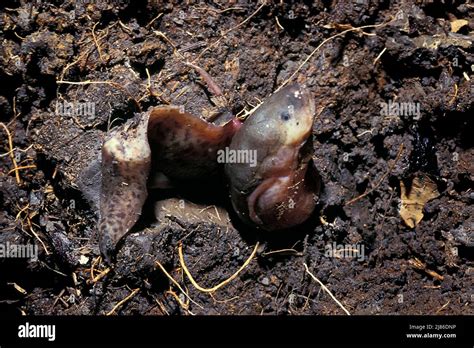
148, 106, 241, 183
225, 84, 319, 231
99, 107, 240, 261
99, 115, 151, 261
99, 84, 317, 260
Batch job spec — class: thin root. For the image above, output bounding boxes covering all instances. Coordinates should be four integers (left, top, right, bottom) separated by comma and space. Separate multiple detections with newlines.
193, 1, 266, 63
0, 122, 21, 184
106, 287, 140, 316
304, 262, 351, 315
87, 256, 110, 284
275, 18, 395, 92
155, 260, 204, 309
7, 165, 36, 175
56, 79, 141, 112
449, 83, 458, 105
91, 22, 105, 62
178, 242, 259, 293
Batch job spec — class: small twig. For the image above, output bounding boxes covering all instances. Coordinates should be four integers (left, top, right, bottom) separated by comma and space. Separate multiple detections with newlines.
7, 165, 36, 175
0, 144, 33, 158
50, 288, 66, 310
56, 80, 141, 111
179, 242, 259, 293
178, 42, 207, 53
373, 47, 387, 65
90, 268, 110, 283
209, 292, 240, 304
356, 129, 374, 137
155, 260, 204, 309
408, 258, 444, 281
87, 256, 110, 284
39, 261, 67, 277
57, 80, 117, 86
218, 1, 265, 38
303, 263, 351, 315
58, 49, 91, 83
194, 6, 246, 14
435, 300, 451, 314
118, 21, 132, 33
345, 143, 404, 205
7, 96, 21, 128
154, 31, 185, 60
28, 225, 50, 255
14, 32, 25, 40
174, 86, 189, 99
146, 13, 163, 28
15, 203, 30, 220
50, 289, 66, 310
106, 288, 140, 316
423, 285, 441, 289
58, 26, 110, 82
0, 122, 21, 184
235, 100, 263, 120
15, 205, 51, 256
144, 67, 159, 99
198, 205, 222, 221
449, 83, 458, 105
275, 16, 284, 31
91, 22, 105, 62
166, 289, 190, 311
154, 297, 170, 315
90, 256, 99, 280
262, 248, 302, 256
8, 282, 27, 295
106, 111, 124, 132
334, 248, 360, 258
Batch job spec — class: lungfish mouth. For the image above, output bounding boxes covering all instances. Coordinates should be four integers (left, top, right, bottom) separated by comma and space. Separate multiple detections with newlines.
283, 87, 315, 146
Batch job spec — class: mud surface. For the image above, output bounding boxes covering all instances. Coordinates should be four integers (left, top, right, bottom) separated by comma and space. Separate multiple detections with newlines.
0, 0, 473, 315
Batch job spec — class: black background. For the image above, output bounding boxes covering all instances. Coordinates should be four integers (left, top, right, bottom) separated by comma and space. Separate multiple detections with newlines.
0, 315, 472, 346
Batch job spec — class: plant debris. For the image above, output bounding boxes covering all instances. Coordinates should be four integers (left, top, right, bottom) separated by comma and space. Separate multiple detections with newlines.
399, 174, 440, 228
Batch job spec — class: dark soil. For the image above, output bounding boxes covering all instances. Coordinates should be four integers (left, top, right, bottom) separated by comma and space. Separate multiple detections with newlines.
0, 0, 472, 315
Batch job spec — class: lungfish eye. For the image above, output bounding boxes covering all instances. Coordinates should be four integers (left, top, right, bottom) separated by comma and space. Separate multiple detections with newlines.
280, 111, 291, 121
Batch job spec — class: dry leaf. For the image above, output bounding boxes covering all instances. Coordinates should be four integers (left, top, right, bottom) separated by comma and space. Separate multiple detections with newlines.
450, 19, 468, 33
413, 34, 472, 50
399, 174, 439, 228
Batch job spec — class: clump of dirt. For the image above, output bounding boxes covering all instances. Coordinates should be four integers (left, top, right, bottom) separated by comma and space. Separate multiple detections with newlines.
0, 0, 472, 315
